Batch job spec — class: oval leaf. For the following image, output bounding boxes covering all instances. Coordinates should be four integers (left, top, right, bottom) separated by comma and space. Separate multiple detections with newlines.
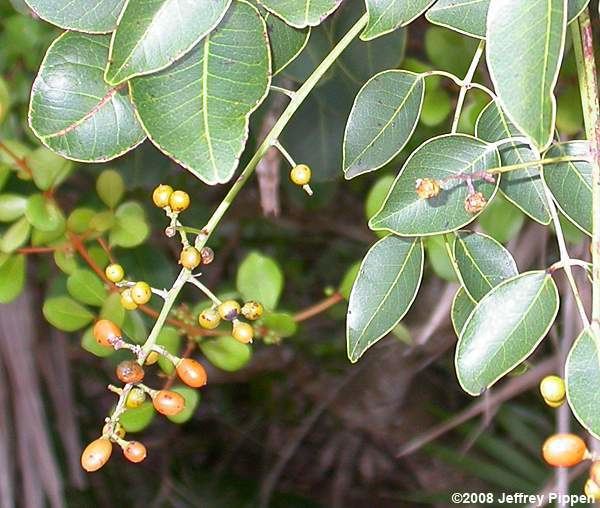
343, 70, 424, 178
236, 251, 283, 310
455, 271, 559, 396
96, 169, 124, 209
369, 134, 500, 236
486, 0, 566, 150
0, 194, 27, 222
26, 147, 74, 191
120, 402, 155, 432
0, 217, 31, 253
264, 11, 310, 75
451, 287, 475, 337
25, 194, 65, 232
67, 268, 108, 307
426, 0, 489, 38
257, 0, 342, 28
167, 386, 200, 424
130, 0, 271, 185
362, 0, 435, 40
29, 32, 146, 163
347, 235, 424, 362
0, 255, 26, 304
200, 335, 252, 372
43, 296, 95, 331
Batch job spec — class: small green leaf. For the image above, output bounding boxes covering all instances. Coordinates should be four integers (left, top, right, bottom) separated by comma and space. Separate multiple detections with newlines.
263, 10, 310, 74
67, 268, 108, 307
25, 147, 74, 191
200, 336, 252, 372
54, 250, 79, 275
339, 262, 361, 300
23, 0, 125, 32
258, 0, 342, 28
347, 235, 424, 362
109, 201, 149, 248
425, 235, 458, 282
167, 386, 200, 424
96, 169, 124, 208
362, 0, 435, 40
369, 134, 500, 236
426, 0, 489, 38
122, 311, 147, 344
43, 296, 94, 331
236, 252, 284, 310
157, 327, 181, 375
25, 194, 65, 232
456, 271, 559, 396
99, 292, 126, 326
451, 287, 475, 337
260, 312, 297, 337
0, 217, 31, 253
420, 86, 451, 127
0, 255, 26, 303
0, 78, 10, 125
81, 326, 114, 357
0, 194, 27, 222
67, 208, 96, 234
120, 402, 155, 433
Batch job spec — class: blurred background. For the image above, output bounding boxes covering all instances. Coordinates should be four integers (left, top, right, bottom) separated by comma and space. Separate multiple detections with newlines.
0, 0, 595, 506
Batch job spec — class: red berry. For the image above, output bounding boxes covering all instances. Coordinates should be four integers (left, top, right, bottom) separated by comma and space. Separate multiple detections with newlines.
153, 390, 185, 416
81, 438, 112, 472
176, 358, 207, 388
115, 360, 145, 384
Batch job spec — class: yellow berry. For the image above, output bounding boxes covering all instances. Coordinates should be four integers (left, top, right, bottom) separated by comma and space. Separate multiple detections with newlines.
217, 300, 241, 321
241, 301, 263, 321
232, 320, 254, 344
126, 387, 146, 408
131, 281, 152, 305
198, 308, 221, 329
120, 288, 138, 310
152, 184, 173, 208
415, 178, 441, 199
540, 375, 566, 404
585, 479, 600, 500
105, 263, 125, 283
169, 190, 190, 212
145, 351, 159, 365
290, 164, 311, 186
179, 246, 202, 270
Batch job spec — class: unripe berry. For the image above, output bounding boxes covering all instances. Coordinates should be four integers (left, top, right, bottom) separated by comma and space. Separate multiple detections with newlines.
81, 438, 112, 472
415, 178, 441, 199
145, 351, 159, 365
217, 300, 241, 321
590, 461, 600, 486
540, 375, 566, 404
586, 478, 600, 500
169, 190, 190, 212
198, 308, 221, 329
464, 192, 487, 214
152, 184, 174, 208
153, 390, 185, 416
93, 319, 121, 348
232, 320, 254, 344
176, 358, 208, 388
131, 281, 152, 305
201, 247, 214, 264
179, 246, 202, 270
120, 288, 138, 310
241, 301, 263, 321
542, 433, 588, 467
290, 164, 311, 186
116, 360, 145, 384
105, 263, 125, 283
126, 387, 146, 408
123, 441, 147, 463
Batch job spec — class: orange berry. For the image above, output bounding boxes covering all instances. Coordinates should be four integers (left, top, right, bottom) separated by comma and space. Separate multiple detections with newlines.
115, 360, 145, 384
152, 184, 173, 208
542, 433, 588, 467
169, 190, 190, 212
179, 246, 202, 270
81, 438, 112, 472
176, 358, 207, 388
93, 319, 121, 348
123, 441, 147, 463
153, 390, 185, 416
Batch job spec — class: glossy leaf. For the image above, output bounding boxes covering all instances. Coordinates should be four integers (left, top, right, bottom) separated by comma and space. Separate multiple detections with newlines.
343, 70, 424, 178
475, 101, 551, 224
456, 271, 559, 396
25, 194, 65, 232
43, 296, 95, 331
167, 386, 200, 424
131, 1, 270, 185
264, 10, 310, 74
29, 33, 146, 162
236, 252, 283, 310
362, 0, 434, 40
369, 134, 500, 236
347, 235, 424, 362
451, 287, 475, 337
0, 217, 30, 253
257, 0, 342, 28
0, 255, 26, 304
542, 141, 591, 235
426, 0, 489, 38
486, 0, 566, 150
120, 402, 155, 432
67, 268, 108, 307
0, 194, 27, 222
200, 336, 252, 372
105, 0, 231, 84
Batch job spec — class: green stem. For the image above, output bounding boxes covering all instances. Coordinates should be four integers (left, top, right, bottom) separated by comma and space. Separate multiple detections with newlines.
487, 155, 588, 175
452, 40, 485, 133
188, 277, 222, 306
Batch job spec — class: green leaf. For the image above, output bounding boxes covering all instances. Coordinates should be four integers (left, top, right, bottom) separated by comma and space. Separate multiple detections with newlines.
157, 327, 182, 375
167, 386, 200, 424
96, 169, 124, 209
260, 312, 297, 337
105, 0, 231, 84
424, 26, 478, 76
23, 0, 125, 33
0, 166, 10, 192
120, 402, 155, 433
109, 201, 149, 248
565, 328, 600, 439
100, 292, 125, 326
362, 0, 435, 40
339, 262, 361, 300
425, 235, 458, 282
455, 271, 559, 396
425, 0, 489, 38
25, 147, 74, 191
25, 194, 65, 232
81, 327, 114, 357
29, 32, 146, 163
369, 134, 500, 236
0, 78, 10, 125
257, 0, 342, 28
420, 86, 451, 127
200, 336, 252, 372
122, 310, 147, 344
67, 268, 108, 307
54, 250, 79, 275
236, 252, 284, 310
486, 0, 566, 150
478, 193, 525, 243
130, 1, 271, 185
0, 194, 27, 222
475, 101, 551, 225
343, 70, 424, 178
67, 208, 96, 234
451, 287, 475, 337
0, 217, 31, 253
43, 296, 94, 331
0, 255, 26, 303
453, 231, 518, 301
347, 235, 423, 362
542, 141, 591, 236
263, 11, 310, 75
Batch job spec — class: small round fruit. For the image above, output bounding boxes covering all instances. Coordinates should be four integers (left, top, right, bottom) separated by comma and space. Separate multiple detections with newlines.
153, 184, 174, 208
126, 387, 146, 408
176, 358, 208, 388
201, 247, 214, 265
542, 433, 588, 467
131, 281, 152, 305
545, 398, 564, 408
145, 351, 159, 365
153, 390, 185, 416
590, 461, 600, 485
105, 263, 125, 283
232, 321, 254, 344
464, 192, 487, 214
116, 360, 145, 384
81, 438, 112, 472
120, 288, 138, 310
585, 478, 600, 500
290, 164, 311, 186
93, 319, 121, 348
123, 441, 147, 464
241, 301, 263, 321
180, 246, 202, 270
169, 190, 190, 212
415, 178, 441, 199
540, 375, 566, 403
217, 300, 241, 321
198, 308, 221, 329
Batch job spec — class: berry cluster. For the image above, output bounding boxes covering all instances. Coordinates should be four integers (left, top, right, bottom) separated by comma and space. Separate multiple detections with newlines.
198, 300, 263, 344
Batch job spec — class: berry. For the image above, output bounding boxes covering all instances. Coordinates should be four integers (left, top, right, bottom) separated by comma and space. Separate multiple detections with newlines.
217, 300, 241, 321
123, 441, 147, 463
201, 247, 215, 264
542, 433, 588, 467
105, 263, 125, 283
232, 320, 254, 344
93, 319, 121, 348
116, 360, 145, 384
179, 246, 202, 270
464, 192, 487, 214
591, 461, 600, 485
241, 301, 263, 321
586, 478, 600, 500
415, 178, 441, 199
169, 190, 190, 212
290, 164, 311, 186
131, 281, 152, 305
120, 288, 138, 310
545, 399, 564, 408
198, 308, 221, 329
540, 375, 566, 404
153, 390, 185, 416
145, 351, 159, 365
126, 387, 146, 408
152, 184, 173, 208
176, 358, 208, 388
81, 438, 112, 472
